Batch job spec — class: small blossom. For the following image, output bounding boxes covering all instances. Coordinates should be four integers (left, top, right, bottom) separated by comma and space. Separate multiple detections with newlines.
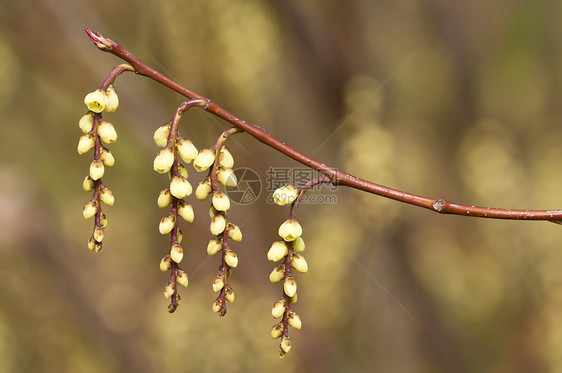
79, 113, 94, 134
89, 160, 105, 180
271, 299, 286, 318
269, 265, 285, 283
157, 189, 173, 208
177, 228, 183, 244
212, 276, 225, 292
105, 85, 119, 112
87, 236, 96, 251
153, 147, 175, 174
97, 121, 117, 144
216, 167, 237, 188
207, 239, 222, 256
284, 277, 297, 297
280, 337, 292, 354
160, 256, 172, 272
170, 176, 192, 199
177, 163, 188, 179
195, 179, 212, 201
176, 270, 189, 287
267, 241, 288, 262
224, 250, 238, 268
227, 224, 242, 242
193, 149, 215, 172
93, 226, 104, 242
288, 311, 302, 330
83, 176, 94, 192
84, 89, 108, 113
100, 147, 115, 167
153, 123, 170, 147
163, 283, 175, 298
273, 184, 299, 206
218, 147, 234, 168
212, 191, 230, 212
99, 186, 114, 206
83, 201, 97, 219
278, 219, 302, 242
209, 206, 219, 219
177, 201, 194, 223
290, 253, 308, 274
210, 214, 227, 235
159, 215, 175, 235
225, 286, 235, 303
293, 236, 305, 252
176, 138, 198, 163
99, 213, 108, 228
212, 299, 223, 314
77, 133, 95, 155
170, 244, 184, 263
271, 323, 283, 339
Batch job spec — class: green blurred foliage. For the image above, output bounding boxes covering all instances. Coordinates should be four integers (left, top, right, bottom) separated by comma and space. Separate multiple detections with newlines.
0, 0, 561, 372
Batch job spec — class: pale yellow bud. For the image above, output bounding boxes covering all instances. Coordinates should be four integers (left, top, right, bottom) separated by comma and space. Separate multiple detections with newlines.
176, 138, 198, 163
177, 163, 188, 179
170, 244, 183, 263
217, 168, 237, 188
212, 276, 224, 292
278, 219, 302, 242
89, 160, 105, 180
159, 256, 172, 272
84, 89, 108, 113
157, 189, 173, 208
77, 133, 95, 155
170, 176, 192, 199
272, 299, 286, 319
225, 286, 235, 303
210, 214, 226, 235
176, 270, 189, 287
159, 215, 175, 235
280, 337, 292, 353
97, 121, 117, 144
209, 206, 219, 219
177, 228, 183, 243
273, 184, 299, 206
207, 238, 222, 256
290, 253, 308, 274
218, 147, 234, 168
105, 85, 119, 112
83, 201, 97, 219
269, 265, 285, 283
288, 311, 302, 330
163, 283, 175, 298
83, 176, 94, 192
153, 123, 170, 147
212, 191, 230, 212
267, 241, 288, 262
212, 299, 223, 314
224, 250, 238, 268
99, 213, 108, 229
227, 224, 242, 242
79, 113, 94, 134
271, 323, 283, 339
93, 226, 104, 242
284, 277, 297, 297
99, 186, 114, 206
176, 201, 194, 223
289, 294, 297, 305
87, 236, 96, 251
153, 147, 175, 174
193, 148, 215, 172
293, 236, 305, 252
195, 179, 212, 201
100, 147, 115, 167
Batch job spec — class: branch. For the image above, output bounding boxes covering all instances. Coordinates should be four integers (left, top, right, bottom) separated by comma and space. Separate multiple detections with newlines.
85, 28, 562, 222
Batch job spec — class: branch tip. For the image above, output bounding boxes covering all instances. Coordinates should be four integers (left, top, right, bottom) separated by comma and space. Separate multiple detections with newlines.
85, 28, 113, 51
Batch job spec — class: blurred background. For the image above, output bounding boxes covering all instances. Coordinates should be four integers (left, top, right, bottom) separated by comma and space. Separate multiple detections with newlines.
1, 0, 561, 372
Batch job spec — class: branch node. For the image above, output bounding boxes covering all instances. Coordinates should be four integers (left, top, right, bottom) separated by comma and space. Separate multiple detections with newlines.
432, 200, 444, 212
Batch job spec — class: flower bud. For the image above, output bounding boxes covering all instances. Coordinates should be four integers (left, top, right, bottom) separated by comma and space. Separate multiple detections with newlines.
212, 276, 224, 292
217, 167, 237, 188
175, 165, 186, 181
153, 147, 175, 174
99, 186, 114, 206
280, 337, 292, 353
210, 214, 226, 235
83, 176, 94, 192
170, 244, 183, 263
293, 237, 305, 252
77, 133, 95, 155
278, 219, 302, 242
227, 224, 242, 242
97, 121, 117, 144
83, 201, 97, 219
273, 184, 299, 206
224, 250, 238, 268
218, 147, 234, 168
271, 299, 286, 319
284, 277, 297, 297
195, 179, 212, 201
269, 265, 285, 283
99, 213, 108, 229
100, 147, 115, 167
79, 113, 94, 134
212, 191, 230, 212
157, 189, 173, 208
207, 239, 222, 256
267, 241, 288, 262
289, 294, 297, 305
89, 160, 105, 180
105, 85, 119, 112
225, 286, 235, 303
193, 148, 215, 172
87, 236, 97, 251
212, 299, 223, 314
93, 226, 104, 242
84, 89, 108, 113
176, 270, 189, 287
159, 215, 175, 235
176, 138, 198, 163
163, 283, 175, 298
153, 123, 170, 147
159, 256, 172, 272
288, 311, 302, 330
290, 253, 308, 273
271, 323, 283, 339
170, 176, 192, 199
177, 228, 183, 244
209, 206, 219, 219
177, 201, 194, 223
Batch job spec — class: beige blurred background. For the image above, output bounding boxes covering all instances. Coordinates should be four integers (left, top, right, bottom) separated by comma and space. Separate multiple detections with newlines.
1, 0, 561, 372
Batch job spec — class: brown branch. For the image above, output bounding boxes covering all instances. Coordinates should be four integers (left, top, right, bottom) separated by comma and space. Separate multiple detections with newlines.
85, 28, 562, 222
